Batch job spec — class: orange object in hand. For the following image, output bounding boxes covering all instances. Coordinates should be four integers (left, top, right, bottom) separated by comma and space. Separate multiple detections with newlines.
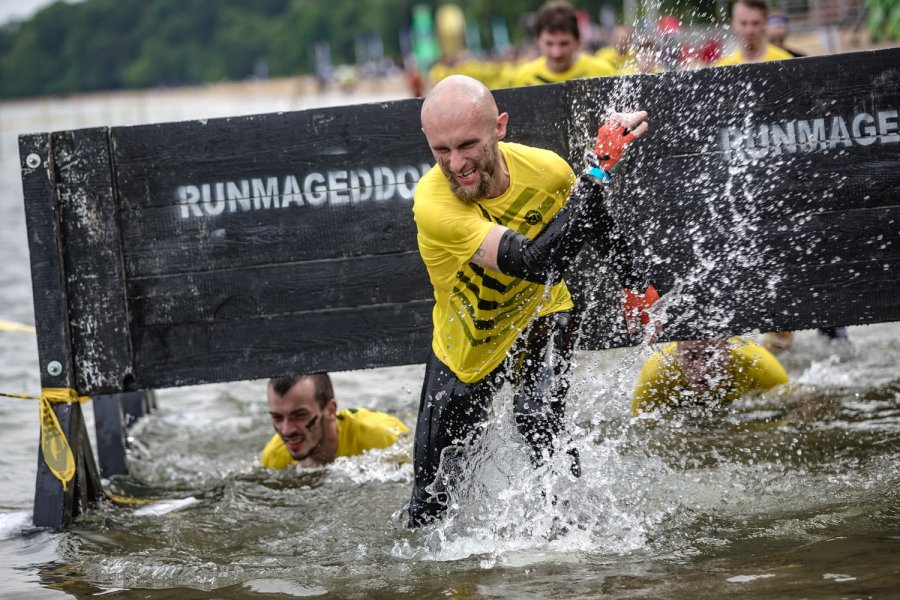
622, 283, 660, 327
594, 120, 640, 172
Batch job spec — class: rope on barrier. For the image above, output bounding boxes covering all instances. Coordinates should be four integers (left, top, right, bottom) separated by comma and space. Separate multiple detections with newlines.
0, 319, 36, 334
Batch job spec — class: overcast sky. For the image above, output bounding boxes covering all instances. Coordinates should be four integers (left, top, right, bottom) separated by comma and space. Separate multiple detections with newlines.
0, 0, 62, 26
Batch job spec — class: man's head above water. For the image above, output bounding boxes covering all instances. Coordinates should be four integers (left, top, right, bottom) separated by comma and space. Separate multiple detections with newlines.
420, 75, 510, 203
267, 373, 339, 466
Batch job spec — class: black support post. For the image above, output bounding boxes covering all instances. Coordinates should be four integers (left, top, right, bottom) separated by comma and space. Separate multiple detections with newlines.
93, 390, 157, 478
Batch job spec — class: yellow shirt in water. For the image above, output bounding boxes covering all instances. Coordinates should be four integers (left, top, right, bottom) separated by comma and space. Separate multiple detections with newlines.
715, 43, 794, 66
509, 52, 616, 86
260, 408, 409, 469
413, 142, 575, 383
631, 337, 789, 414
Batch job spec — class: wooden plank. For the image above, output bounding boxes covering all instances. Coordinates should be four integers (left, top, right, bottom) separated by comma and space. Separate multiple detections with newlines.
21, 134, 82, 529
127, 251, 430, 327
20, 135, 74, 389
94, 390, 154, 477
118, 194, 423, 278
112, 101, 430, 210
130, 301, 434, 389
53, 128, 134, 393
32, 402, 104, 529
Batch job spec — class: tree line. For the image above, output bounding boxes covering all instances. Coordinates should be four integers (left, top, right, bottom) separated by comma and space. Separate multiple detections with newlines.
0, 0, 722, 99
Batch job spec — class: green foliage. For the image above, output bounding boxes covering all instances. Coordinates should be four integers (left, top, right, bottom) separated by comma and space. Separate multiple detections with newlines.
0, 0, 721, 99
866, 0, 900, 42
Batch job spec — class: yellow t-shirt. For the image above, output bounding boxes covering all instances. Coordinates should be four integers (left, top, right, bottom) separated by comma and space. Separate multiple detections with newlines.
413, 142, 575, 383
595, 46, 633, 72
259, 408, 409, 469
631, 337, 789, 414
510, 52, 616, 87
715, 43, 794, 66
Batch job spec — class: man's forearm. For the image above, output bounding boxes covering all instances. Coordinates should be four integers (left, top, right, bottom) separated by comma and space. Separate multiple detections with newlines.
496, 175, 613, 285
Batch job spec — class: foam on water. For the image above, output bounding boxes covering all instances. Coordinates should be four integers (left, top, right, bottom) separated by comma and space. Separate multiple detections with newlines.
0, 511, 29, 540
389, 382, 681, 563
132, 497, 200, 517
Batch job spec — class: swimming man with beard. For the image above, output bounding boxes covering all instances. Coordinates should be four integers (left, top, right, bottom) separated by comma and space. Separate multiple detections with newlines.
261, 373, 408, 469
407, 74, 659, 526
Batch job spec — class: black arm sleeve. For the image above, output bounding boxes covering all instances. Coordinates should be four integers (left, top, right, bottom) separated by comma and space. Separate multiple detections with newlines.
496, 175, 646, 288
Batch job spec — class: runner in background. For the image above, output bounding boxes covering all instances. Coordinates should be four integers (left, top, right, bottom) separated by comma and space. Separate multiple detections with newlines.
767, 11, 806, 57
509, 0, 615, 87
715, 0, 793, 66
595, 24, 634, 71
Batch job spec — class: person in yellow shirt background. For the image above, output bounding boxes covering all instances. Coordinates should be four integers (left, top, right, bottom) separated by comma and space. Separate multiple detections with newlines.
510, 0, 616, 87
260, 373, 409, 469
595, 24, 634, 71
631, 337, 789, 415
766, 11, 806, 57
617, 35, 665, 75
716, 0, 794, 66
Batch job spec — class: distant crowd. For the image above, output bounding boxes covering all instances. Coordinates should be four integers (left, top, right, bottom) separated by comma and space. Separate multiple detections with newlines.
407, 0, 802, 95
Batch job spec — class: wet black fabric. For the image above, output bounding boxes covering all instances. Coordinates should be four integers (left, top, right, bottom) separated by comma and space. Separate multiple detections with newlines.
496, 174, 646, 290
407, 311, 579, 528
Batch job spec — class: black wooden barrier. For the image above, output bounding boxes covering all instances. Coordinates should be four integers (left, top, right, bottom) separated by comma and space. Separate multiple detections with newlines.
19, 48, 900, 527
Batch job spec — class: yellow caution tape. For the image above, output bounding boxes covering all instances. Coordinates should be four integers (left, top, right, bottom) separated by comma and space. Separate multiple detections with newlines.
0, 318, 36, 334
1, 389, 151, 505
1, 389, 90, 490
0, 391, 38, 400
107, 494, 154, 506
38, 388, 90, 492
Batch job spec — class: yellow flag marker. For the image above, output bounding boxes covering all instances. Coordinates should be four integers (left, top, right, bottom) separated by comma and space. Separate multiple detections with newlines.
39, 388, 89, 491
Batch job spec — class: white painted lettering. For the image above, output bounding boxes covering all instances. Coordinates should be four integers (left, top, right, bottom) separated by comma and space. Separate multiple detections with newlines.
878, 110, 899, 143
328, 170, 350, 206
746, 125, 769, 159
374, 166, 396, 201
175, 164, 428, 218
202, 183, 224, 215
227, 180, 251, 212
852, 113, 877, 145
720, 127, 743, 160
769, 121, 796, 156
304, 173, 327, 205
252, 177, 280, 210
395, 165, 420, 200
351, 169, 373, 204
797, 118, 827, 151
282, 175, 303, 207
829, 116, 852, 148
178, 185, 202, 218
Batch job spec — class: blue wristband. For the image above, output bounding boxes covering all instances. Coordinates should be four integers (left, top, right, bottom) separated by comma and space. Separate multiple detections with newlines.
587, 166, 611, 185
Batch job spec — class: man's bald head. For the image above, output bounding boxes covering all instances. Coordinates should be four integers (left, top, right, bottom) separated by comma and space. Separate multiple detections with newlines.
421, 75, 499, 133
419, 75, 510, 202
